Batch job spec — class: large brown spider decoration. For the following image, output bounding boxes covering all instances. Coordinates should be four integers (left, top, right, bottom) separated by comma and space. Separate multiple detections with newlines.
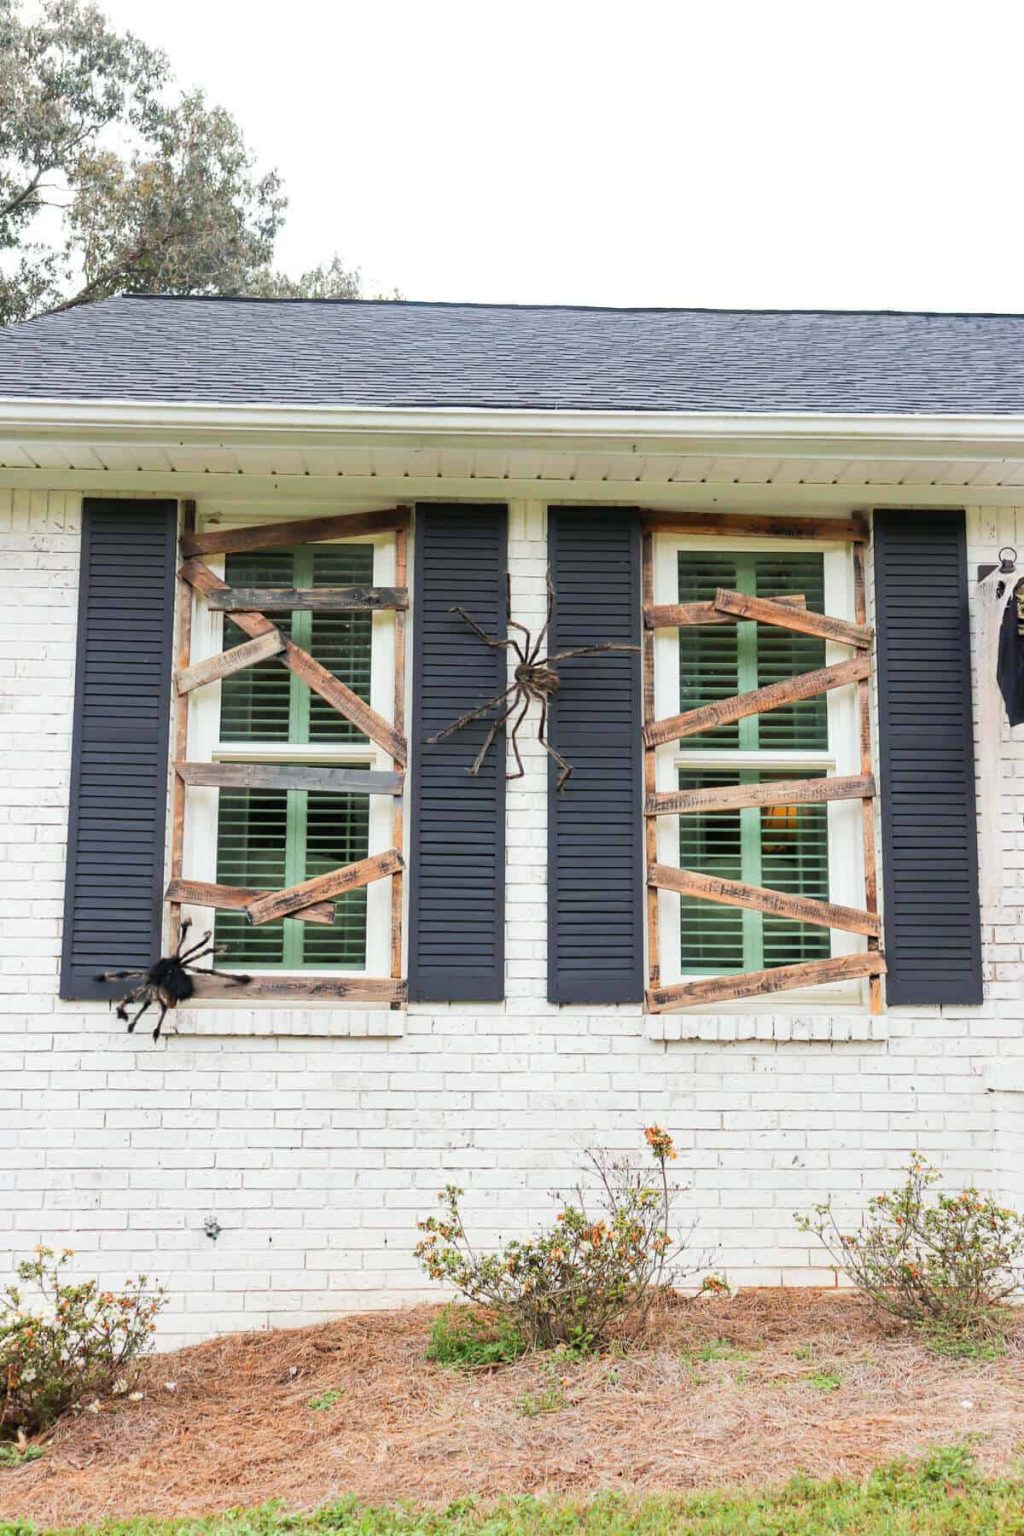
95, 919, 250, 1041
428, 573, 639, 790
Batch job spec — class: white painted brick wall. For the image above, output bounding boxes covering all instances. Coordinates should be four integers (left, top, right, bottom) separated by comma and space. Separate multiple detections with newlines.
1, 489, 1023, 1344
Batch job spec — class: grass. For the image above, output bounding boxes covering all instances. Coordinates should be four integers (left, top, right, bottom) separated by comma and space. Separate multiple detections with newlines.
306, 1390, 344, 1412
426, 1305, 526, 1372
5, 1450, 1024, 1535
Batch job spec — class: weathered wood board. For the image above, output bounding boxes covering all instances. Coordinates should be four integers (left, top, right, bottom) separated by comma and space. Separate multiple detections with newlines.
647, 951, 887, 1012
165, 878, 335, 925
712, 588, 873, 649
175, 629, 285, 694
644, 654, 870, 748
648, 862, 881, 937
246, 848, 404, 926
180, 507, 410, 558
175, 762, 404, 795
205, 586, 408, 613
190, 973, 406, 1004
645, 773, 875, 818
644, 595, 806, 629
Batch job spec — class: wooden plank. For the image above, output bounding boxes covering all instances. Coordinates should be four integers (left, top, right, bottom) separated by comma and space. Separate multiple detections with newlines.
175, 762, 404, 795
180, 507, 411, 558
390, 526, 408, 992
853, 538, 883, 1015
246, 848, 404, 926
190, 972, 406, 1005
644, 654, 870, 748
206, 585, 408, 613
645, 595, 806, 629
648, 863, 881, 937
641, 532, 659, 989
178, 559, 407, 763
174, 629, 285, 694
281, 640, 407, 765
642, 512, 868, 542
646, 951, 887, 1013
168, 499, 196, 956
165, 878, 335, 925
646, 773, 875, 818
712, 588, 873, 649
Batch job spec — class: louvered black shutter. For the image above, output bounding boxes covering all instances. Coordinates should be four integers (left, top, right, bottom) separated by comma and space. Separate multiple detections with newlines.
408, 504, 507, 1001
60, 499, 178, 1000
873, 509, 982, 1005
547, 508, 643, 1004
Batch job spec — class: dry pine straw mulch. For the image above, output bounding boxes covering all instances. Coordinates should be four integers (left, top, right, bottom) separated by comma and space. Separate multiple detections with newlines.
3, 1290, 1024, 1527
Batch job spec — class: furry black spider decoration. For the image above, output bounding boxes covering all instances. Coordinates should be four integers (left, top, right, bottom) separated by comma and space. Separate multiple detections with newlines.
427, 572, 639, 790
95, 919, 251, 1041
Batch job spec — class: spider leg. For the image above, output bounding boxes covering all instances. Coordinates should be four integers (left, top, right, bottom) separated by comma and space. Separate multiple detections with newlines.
426, 684, 517, 745
537, 699, 574, 791
506, 695, 531, 782
450, 605, 522, 657
468, 694, 519, 777
544, 642, 641, 664
527, 568, 555, 664
174, 916, 193, 956
126, 996, 153, 1034
177, 929, 213, 963
152, 1003, 169, 1042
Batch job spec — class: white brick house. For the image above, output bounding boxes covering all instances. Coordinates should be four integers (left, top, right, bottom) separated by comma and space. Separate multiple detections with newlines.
1, 297, 1023, 1345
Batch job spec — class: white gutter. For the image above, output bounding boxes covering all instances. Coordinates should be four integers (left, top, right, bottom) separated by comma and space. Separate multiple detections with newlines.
3, 399, 1024, 460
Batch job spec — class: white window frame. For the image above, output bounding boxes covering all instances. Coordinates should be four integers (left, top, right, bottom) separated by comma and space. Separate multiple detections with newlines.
181, 528, 397, 980
651, 532, 865, 1006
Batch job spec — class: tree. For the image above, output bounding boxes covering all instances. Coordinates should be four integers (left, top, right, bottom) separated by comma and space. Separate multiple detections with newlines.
0, 0, 365, 325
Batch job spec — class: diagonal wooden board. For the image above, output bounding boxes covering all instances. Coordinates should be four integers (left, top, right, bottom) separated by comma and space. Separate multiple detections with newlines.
644, 654, 870, 748
644, 595, 806, 629
645, 773, 875, 818
649, 862, 881, 937
165, 878, 335, 925
180, 507, 411, 559
179, 558, 406, 764
246, 847, 404, 926
646, 951, 887, 1012
175, 629, 285, 694
712, 588, 873, 649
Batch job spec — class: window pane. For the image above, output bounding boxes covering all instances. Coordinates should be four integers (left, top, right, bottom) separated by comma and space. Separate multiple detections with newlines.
218, 544, 375, 744
301, 790, 369, 968
677, 551, 828, 751
308, 545, 374, 743
214, 787, 288, 966
679, 769, 830, 974
220, 552, 294, 742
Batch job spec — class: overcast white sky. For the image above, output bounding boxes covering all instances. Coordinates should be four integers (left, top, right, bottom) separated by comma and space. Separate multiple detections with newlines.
99, 0, 1024, 312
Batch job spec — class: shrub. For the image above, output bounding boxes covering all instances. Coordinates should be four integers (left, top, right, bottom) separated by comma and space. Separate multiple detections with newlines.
426, 1305, 526, 1370
414, 1127, 694, 1351
0, 1247, 166, 1436
797, 1155, 1024, 1347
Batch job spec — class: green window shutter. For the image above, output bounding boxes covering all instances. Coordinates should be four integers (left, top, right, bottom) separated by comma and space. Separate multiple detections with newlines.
679, 770, 831, 974
213, 541, 375, 971
676, 548, 832, 976
678, 552, 828, 751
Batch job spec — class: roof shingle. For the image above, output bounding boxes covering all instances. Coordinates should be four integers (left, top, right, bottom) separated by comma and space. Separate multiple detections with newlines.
1, 295, 1024, 414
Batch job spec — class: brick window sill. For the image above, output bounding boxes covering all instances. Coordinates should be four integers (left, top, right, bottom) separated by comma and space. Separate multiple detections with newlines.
646, 1011, 889, 1043
172, 1006, 405, 1039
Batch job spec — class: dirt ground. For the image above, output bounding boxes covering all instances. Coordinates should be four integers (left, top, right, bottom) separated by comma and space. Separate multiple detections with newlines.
2, 1290, 1023, 1527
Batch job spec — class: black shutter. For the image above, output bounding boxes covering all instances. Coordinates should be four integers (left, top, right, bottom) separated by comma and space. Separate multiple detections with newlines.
874, 509, 982, 1005
547, 507, 644, 1004
408, 504, 507, 1001
60, 499, 177, 1000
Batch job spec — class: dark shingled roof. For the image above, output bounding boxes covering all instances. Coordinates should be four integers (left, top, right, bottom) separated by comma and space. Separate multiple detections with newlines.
2, 295, 1024, 414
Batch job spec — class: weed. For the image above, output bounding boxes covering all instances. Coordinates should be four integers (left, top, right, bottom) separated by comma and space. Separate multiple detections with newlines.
426, 1306, 526, 1372
0, 1442, 42, 1469
808, 1369, 842, 1392
306, 1389, 344, 1411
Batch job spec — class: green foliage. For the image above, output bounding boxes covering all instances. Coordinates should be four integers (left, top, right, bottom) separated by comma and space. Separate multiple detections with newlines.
0, 1246, 166, 1436
808, 1370, 842, 1393
306, 1389, 344, 1412
415, 1129, 693, 1352
9, 1450, 1024, 1534
797, 1155, 1024, 1349
426, 1306, 526, 1371
0, 1441, 42, 1468
0, 0, 365, 324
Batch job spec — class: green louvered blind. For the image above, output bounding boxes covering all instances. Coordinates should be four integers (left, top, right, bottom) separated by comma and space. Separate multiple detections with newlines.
213, 543, 374, 969
677, 550, 831, 974
678, 551, 828, 752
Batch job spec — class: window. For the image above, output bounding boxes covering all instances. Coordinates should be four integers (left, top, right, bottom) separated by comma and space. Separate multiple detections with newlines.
182, 530, 396, 977
653, 539, 862, 991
